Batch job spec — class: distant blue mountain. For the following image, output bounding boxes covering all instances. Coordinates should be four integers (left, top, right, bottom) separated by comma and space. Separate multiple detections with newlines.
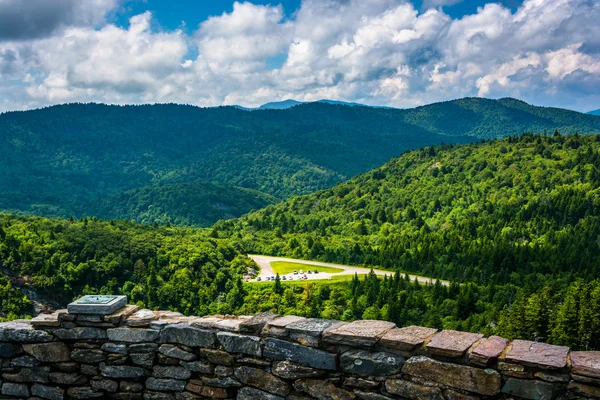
588, 109, 600, 116
258, 99, 304, 110
240, 98, 375, 111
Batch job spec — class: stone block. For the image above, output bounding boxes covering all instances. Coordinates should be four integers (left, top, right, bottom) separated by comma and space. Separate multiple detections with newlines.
354, 390, 393, 400
146, 378, 186, 391
181, 360, 214, 374
186, 380, 234, 398
272, 360, 326, 379
129, 343, 159, 353
12, 355, 40, 367
294, 379, 356, 400
0, 321, 53, 342
102, 342, 128, 354
343, 377, 380, 389
197, 348, 234, 366
153, 365, 191, 380
324, 320, 396, 347
160, 323, 216, 347
99, 363, 147, 378
238, 387, 285, 400
66, 386, 104, 398
234, 366, 290, 396
504, 340, 569, 370
71, 348, 107, 363
126, 309, 157, 327
570, 351, 600, 379
104, 304, 140, 324
201, 376, 241, 388
286, 318, 345, 347
263, 315, 306, 337
402, 356, 501, 396
107, 327, 159, 342
264, 337, 337, 370
2, 366, 50, 383
31, 311, 63, 327
469, 336, 508, 366
239, 312, 280, 335
159, 344, 196, 361
53, 326, 107, 340
144, 392, 176, 400
426, 330, 483, 358
379, 326, 437, 352
501, 377, 563, 400
340, 349, 404, 376
568, 380, 600, 398
217, 331, 261, 356
385, 379, 444, 400
49, 372, 87, 385
215, 318, 245, 332
0, 343, 16, 357
1, 382, 29, 397
31, 383, 65, 400
90, 378, 119, 392
131, 352, 155, 368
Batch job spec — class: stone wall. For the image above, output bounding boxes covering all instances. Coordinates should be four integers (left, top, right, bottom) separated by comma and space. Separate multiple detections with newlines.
1, 306, 599, 399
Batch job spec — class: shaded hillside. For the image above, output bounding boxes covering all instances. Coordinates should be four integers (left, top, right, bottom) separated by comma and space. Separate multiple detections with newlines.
1, 98, 598, 225
89, 182, 277, 227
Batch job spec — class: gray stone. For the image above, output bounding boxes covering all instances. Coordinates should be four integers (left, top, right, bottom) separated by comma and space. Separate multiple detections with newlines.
181, 360, 214, 374
80, 364, 100, 376
49, 372, 87, 385
76, 314, 103, 322
0, 321, 53, 342
2, 366, 50, 383
263, 315, 306, 337
53, 327, 107, 340
186, 380, 235, 398
99, 363, 147, 378
272, 360, 325, 379
237, 387, 285, 400
198, 348, 234, 366
71, 348, 107, 363
129, 343, 159, 353
323, 320, 396, 347
0, 343, 15, 357
501, 378, 563, 400
31, 383, 65, 400
54, 362, 79, 372
354, 391, 393, 400
31, 311, 64, 327
67, 386, 105, 399
568, 380, 600, 398
402, 356, 501, 396
215, 365, 234, 376
90, 378, 119, 392
201, 376, 242, 388
1, 382, 29, 397
234, 366, 290, 396
104, 304, 141, 324
569, 351, 600, 378
504, 340, 569, 370
107, 327, 159, 342
343, 377, 379, 389
341, 349, 404, 376
67, 294, 127, 315
286, 318, 344, 347
158, 344, 196, 361
160, 323, 216, 347
102, 342, 128, 354
146, 378, 186, 391
239, 312, 280, 335
11, 355, 40, 367
144, 392, 176, 400
294, 379, 356, 400
426, 330, 483, 358
264, 337, 337, 370
380, 326, 438, 352
126, 309, 157, 326
385, 379, 443, 400
121, 381, 144, 392
153, 365, 191, 380
131, 352, 155, 368
23, 342, 71, 362
217, 332, 261, 356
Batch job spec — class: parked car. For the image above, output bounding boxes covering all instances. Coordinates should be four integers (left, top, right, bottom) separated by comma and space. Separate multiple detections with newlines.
313, 270, 319, 274
293, 270, 298, 274
307, 270, 312, 274
282, 276, 287, 280
257, 277, 261, 281
300, 269, 304, 274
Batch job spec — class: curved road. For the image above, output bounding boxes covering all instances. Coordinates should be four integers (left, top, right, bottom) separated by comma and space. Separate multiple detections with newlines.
248, 255, 448, 286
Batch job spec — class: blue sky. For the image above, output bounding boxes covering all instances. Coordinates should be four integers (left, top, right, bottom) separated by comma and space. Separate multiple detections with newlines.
0, 0, 598, 112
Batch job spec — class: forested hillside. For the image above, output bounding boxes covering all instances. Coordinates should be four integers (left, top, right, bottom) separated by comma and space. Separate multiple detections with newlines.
215, 134, 600, 349
0, 214, 255, 320
1, 98, 598, 226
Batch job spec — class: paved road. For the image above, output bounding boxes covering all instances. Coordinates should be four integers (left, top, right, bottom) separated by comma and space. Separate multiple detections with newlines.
248, 255, 448, 285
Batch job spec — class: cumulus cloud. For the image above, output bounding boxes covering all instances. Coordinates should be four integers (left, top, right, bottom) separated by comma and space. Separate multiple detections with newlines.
0, 0, 599, 112
0, 0, 118, 40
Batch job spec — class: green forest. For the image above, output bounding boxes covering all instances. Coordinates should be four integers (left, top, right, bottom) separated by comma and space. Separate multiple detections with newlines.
1, 134, 600, 349
2, 98, 599, 227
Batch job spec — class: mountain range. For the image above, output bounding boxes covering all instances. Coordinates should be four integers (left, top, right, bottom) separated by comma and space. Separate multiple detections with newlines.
589, 109, 600, 116
1, 97, 599, 226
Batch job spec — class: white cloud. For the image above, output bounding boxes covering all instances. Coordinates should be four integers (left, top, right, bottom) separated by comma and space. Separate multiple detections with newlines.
0, 0, 599, 112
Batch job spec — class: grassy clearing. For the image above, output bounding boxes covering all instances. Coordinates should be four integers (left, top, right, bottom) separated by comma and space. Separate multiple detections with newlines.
270, 261, 344, 275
